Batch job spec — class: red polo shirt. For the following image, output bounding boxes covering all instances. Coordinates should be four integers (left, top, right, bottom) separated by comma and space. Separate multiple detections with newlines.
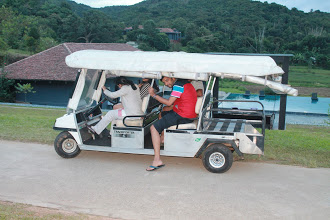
170, 80, 197, 118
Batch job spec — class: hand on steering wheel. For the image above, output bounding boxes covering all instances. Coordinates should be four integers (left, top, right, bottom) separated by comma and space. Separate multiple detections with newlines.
102, 88, 117, 105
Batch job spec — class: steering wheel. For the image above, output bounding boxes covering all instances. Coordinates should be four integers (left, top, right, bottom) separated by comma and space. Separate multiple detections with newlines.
104, 95, 118, 105
84, 92, 117, 118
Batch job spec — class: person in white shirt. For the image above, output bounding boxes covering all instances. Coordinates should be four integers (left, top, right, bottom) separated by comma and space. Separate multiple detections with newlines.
113, 78, 159, 110
87, 76, 143, 135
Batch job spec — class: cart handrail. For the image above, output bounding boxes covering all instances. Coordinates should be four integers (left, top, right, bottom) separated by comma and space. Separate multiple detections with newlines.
199, 100, 266, 135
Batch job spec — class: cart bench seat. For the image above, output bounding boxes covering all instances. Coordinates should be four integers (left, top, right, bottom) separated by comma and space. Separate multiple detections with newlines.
112, 95, 150, 128
112, 118, 143, 127
166, 96, 204, 130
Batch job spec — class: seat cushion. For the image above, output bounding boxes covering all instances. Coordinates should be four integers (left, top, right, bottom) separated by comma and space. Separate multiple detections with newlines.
167, 120, 198, 130
112, 96, 149, 128
112, 119, 143, 127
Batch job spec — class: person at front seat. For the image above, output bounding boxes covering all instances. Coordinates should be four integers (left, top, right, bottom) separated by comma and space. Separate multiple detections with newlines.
87, 76, 143, 135
146, 76, 197, 171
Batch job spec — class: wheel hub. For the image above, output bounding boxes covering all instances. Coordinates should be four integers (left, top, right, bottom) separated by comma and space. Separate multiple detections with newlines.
62, 138, 77, 153
209, 152, 225, 168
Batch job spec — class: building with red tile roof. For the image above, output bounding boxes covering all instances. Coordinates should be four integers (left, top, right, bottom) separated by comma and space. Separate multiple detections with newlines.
4, 43, 140, 106
157, 28, 181, 41
5, 43, 139, 82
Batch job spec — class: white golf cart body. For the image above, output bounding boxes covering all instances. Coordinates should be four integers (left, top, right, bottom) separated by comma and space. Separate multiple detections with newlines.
53, 50, 297, 173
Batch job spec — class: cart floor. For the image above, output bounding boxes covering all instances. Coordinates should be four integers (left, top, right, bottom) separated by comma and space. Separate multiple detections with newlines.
83, 129, 111, 147
203, 119, 246, 134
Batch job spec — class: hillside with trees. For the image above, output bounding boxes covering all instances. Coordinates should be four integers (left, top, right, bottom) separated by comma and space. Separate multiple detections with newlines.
102, 0, 329, 68
0, 0, 329, 69
0, 0, 123, 62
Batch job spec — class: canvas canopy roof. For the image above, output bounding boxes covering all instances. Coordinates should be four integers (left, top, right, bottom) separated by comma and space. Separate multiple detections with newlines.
65, 50, 298, 96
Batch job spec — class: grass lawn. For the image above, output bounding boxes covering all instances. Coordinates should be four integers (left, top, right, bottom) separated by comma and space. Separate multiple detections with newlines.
0, 105, 329, 168
215, 66, 330, 94
0, 201, 107, 220
0, 106, 65, 144
240, 125, 330, 168
289, 66, 330, 88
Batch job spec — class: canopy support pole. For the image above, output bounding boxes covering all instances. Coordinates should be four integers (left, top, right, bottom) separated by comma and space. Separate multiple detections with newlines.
212, 77, 219, 109
278, 56, 290, 130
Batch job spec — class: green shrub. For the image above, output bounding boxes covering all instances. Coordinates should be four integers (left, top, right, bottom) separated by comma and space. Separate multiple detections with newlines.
14, 83, 36, 103
0, 69, 15, 102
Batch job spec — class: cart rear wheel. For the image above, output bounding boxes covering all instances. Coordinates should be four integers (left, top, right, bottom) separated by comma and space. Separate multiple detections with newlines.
54, 131, 81, 158
202, 144, 233, 173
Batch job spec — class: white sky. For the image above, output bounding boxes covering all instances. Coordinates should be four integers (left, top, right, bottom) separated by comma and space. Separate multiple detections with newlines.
71, 0, 329, 13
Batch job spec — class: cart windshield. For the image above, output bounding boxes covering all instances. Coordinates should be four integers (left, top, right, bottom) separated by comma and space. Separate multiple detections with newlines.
77, 69, 101, 110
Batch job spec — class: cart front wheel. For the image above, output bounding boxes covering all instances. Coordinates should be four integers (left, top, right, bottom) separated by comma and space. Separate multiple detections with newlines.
54, 131, 81, 158
202, 144, 233, 173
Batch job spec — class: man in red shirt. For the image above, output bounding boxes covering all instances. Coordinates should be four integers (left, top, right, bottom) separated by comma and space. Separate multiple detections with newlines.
147, 76, 197, 171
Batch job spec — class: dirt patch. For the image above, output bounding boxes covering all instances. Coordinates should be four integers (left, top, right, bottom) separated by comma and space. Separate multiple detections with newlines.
244, 85, 330, 97
0, 201, 117, 220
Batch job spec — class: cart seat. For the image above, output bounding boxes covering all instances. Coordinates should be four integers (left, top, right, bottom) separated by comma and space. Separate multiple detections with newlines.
112, 118, 143, 127
167, 96, 204, 130
112, 95, 149, 127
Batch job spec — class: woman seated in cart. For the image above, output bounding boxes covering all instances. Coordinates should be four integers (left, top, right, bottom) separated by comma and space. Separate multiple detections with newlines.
87, 76, 143, 136
113, 78, 159, 110
146, 76, 197, 171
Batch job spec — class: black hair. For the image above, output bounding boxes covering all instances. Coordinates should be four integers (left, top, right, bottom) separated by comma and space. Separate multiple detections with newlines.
115, 76, 137, 90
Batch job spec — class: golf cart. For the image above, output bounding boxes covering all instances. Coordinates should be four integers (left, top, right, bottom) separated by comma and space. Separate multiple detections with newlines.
53, 50, 297, 173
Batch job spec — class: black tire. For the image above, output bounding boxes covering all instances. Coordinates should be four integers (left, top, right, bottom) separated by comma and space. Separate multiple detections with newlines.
54, 131, 81, 158
202, 144, 233, 173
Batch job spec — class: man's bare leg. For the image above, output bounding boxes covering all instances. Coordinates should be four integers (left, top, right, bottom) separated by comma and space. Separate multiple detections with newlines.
161, 131, 165, 144
147, 125, 163, 170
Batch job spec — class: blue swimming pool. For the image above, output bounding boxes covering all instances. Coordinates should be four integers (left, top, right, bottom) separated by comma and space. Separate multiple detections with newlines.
222, 94, 330, 114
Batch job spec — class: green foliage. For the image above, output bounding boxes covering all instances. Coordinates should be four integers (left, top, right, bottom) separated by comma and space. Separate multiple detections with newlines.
128, 19, 170, 51
0, 1, 122, 55
38, 37, 58, 51
169, 41, 183, 51
153, 33, 170, 51
0, 67, 15, 102
102, 0, 330, 68
0, 37, 9, 51
138, 42, 156, 51
143, 19, 157, 35
0, 0, 329, 69
15, 83, 36, 102
25, 26, 40, 53
77, 10, 122, 43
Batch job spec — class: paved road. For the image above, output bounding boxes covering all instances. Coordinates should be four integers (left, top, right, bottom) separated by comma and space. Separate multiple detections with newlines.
0, 140, 329, 220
